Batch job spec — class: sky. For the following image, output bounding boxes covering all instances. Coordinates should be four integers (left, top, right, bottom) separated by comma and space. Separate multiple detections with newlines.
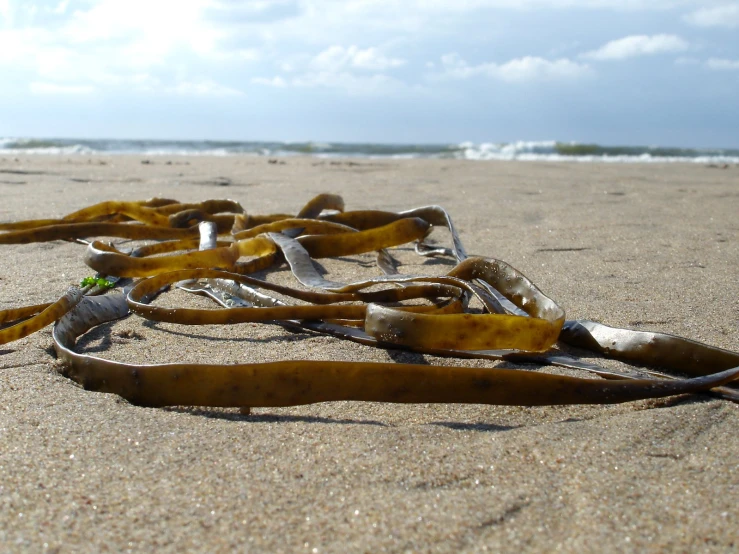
1, 0, 738, 147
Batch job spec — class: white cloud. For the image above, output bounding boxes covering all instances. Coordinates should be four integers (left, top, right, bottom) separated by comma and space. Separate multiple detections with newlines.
310, 45, 405, 71
252, 71, 418, 96
0, 28, 46, 63
29, 82, 96, 95
684, 4, 739, 28
0, 0, 10, 21
291, 71, 413, 95
252, 76, 287, 87
236, 49, 261, 62
497, 56, 589, 81
54, 0, 70, 15
706, 58, 739, 70
0, 0, 728, 107
99, 73, 161, 90
1, 0, 225, 78
351, 47, 405, 70
0, 0, 241, 97
249, 44, 408, 95
437, 53, 590, 82
582, 34, 688, 60
227, 0, 700, 47
62, 0, 214, 49
27, 74, 240, 97
167, 80, 244, 96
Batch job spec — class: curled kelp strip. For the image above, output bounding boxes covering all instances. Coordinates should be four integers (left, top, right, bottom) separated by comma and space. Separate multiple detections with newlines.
126, 268, 464, 325
320, 205, 466, 261
361, 256, 564, 352
0, 287, 83, 345
560, 320, 739, 379
83, 236, 276, 277
232, 218, 356, 240
0, 221, 199, 244
0, 198, 243, 243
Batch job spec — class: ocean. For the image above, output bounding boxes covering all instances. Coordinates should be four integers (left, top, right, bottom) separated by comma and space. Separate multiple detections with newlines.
2, 138, 738, 164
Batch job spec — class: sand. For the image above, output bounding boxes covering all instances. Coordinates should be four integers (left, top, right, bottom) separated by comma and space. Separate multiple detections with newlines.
0, 155, 737, 553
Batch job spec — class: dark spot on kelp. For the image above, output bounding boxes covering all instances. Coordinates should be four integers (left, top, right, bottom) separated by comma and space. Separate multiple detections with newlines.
472, 379, 493, 391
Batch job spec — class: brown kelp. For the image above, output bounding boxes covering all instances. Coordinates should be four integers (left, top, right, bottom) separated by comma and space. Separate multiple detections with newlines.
1, 194, 737, 409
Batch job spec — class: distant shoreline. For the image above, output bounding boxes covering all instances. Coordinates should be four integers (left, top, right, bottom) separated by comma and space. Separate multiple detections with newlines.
2, 137, 739, 164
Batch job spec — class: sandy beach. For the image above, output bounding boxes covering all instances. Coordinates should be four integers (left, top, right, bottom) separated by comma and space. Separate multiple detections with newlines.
0, 155, 737, 553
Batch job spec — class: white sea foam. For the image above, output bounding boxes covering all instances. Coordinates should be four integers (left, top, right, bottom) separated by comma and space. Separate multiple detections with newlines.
456, 141, 739, 164
0, 141, 95, 155
458, 140, 558, 160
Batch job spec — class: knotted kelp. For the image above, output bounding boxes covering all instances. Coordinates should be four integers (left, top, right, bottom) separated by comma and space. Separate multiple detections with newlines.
1, 194, 737, 409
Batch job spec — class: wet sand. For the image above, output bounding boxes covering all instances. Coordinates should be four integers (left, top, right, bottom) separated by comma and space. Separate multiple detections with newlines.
0, 155, 737, 552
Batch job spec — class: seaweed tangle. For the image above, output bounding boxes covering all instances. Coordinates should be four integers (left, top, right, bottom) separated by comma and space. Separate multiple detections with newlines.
1, 195, 737, 409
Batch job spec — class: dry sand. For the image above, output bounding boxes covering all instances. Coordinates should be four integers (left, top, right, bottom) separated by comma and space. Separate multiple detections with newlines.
0, 155, 737, 553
